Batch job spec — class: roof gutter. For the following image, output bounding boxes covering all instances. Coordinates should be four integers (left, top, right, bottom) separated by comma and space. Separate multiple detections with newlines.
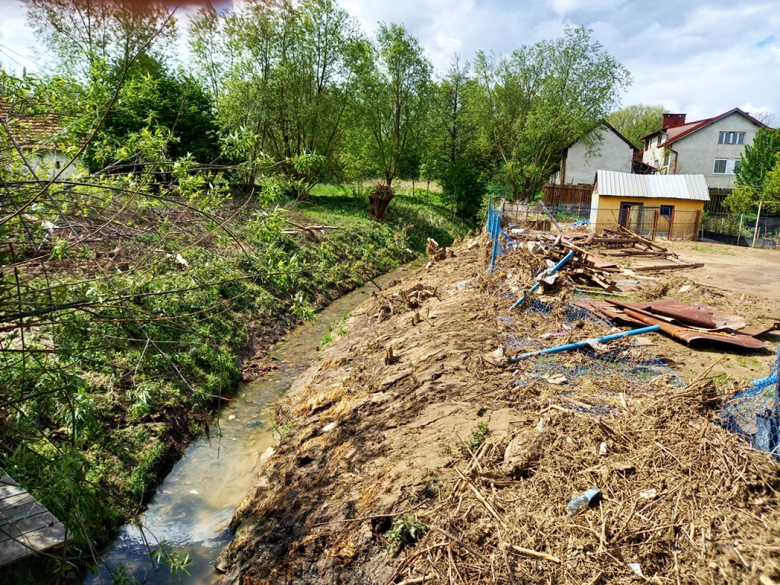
671, 146, 679, 174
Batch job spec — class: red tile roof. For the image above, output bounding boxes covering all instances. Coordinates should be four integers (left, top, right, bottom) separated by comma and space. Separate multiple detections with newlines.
0, 98, 67, 150
642, 108, 767, 147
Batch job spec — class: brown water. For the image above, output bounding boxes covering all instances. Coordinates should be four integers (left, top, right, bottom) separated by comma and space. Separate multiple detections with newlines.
86, 260, 423, 585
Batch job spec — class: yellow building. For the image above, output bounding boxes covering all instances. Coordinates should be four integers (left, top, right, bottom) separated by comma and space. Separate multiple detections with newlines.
590, 170, 709, 240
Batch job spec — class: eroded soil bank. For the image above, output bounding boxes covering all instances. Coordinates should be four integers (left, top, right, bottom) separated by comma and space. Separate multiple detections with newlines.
218, 237, 780, 585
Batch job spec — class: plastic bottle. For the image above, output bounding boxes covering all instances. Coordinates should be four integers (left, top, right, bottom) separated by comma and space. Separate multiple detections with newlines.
567, 488, 602, 517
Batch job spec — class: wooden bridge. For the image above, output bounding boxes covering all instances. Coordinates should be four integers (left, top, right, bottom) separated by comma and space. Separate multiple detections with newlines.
0, 470, 70, 568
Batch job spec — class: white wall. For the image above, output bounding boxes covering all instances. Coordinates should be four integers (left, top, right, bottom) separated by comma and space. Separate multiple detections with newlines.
32, 150, 82, 180
674, 112, 761, 189
557, 124, 635, 185
642, 112, 763, 189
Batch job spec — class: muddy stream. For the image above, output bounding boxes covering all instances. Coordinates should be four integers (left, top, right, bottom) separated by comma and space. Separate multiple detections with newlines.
86, 260, 424, 584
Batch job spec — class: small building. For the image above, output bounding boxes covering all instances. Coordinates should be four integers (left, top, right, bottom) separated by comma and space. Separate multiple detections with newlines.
590, 170, 709, 240
551, 121, 637, 186
0, 98, 82, 179
641, 109, 767, 189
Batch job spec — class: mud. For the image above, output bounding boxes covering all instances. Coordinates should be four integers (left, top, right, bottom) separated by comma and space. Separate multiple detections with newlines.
218, 237, 780, 585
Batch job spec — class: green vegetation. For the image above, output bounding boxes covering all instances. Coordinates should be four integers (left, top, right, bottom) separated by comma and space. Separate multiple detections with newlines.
383, 512, 427, 550
460, 421, 490, 456
607, 104, 665, 148
727, 127, 780, 215
691, 244, 736, 256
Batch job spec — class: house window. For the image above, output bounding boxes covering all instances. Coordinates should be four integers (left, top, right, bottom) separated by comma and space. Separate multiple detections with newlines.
656, 135, 662, 147
718, 131, 745, 145
660, 205, 674, 218
713, 159, 742, 174
663, 151, 670, 166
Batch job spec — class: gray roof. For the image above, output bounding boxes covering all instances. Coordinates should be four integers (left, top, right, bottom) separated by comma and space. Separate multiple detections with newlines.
595, 170, 710, 201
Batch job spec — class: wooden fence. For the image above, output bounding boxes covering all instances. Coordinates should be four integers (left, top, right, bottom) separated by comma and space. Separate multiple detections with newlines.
542, 184, 592, 206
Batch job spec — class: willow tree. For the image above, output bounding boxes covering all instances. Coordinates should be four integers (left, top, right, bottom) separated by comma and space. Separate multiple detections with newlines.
22, 0, 178, 78
352, 23, 432, 217
471, 26, 631, 200
189, 0, 366, 191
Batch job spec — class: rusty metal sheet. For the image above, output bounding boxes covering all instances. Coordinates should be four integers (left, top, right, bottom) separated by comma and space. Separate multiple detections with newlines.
606, 298, 747, 331
620, 308, 765, 349
575, 299, 768, 349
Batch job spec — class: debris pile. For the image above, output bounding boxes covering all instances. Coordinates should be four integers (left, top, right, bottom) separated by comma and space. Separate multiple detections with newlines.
386, 365, 780, 585
218, 229, 780, 585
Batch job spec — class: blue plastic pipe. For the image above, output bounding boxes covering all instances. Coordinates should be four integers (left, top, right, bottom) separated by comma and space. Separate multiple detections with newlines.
509, 325, 661, 362
753, 372, 778, 387
509, 250, 575, 311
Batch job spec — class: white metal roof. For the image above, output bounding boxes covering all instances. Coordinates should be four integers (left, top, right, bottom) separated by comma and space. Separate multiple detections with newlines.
595, 170, 710, 201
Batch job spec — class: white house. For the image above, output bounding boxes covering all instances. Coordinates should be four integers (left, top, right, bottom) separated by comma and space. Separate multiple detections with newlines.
551, 121, 637, 186
0, 98, 82, 180
641, 109, 766, 189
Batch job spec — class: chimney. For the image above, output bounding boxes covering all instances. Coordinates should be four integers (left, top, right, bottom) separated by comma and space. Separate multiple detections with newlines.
662, 114, 686, 130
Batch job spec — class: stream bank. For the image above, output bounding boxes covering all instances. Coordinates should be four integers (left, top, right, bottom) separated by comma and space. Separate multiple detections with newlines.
218, 236, 780, 585
85, 260, 426, 584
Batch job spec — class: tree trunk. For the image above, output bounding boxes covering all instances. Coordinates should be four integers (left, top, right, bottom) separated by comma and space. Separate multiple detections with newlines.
368, 183, 395, 219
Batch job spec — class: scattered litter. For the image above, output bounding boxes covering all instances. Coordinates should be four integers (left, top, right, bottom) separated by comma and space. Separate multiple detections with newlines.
545, 375, 567, 385
678, 284, 693, 294
599, 442, 607, 456
627, 562, 643, 577
567, 488, 602, 517
189, 490, 199, 495
321, 422, 337, 433
639, 488, 657, 499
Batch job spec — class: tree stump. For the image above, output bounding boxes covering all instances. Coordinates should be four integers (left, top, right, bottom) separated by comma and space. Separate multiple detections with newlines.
368, 183, 395, 219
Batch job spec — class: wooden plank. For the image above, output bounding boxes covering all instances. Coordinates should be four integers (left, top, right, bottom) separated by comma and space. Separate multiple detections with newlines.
0, 483, 26, 502
0, 522, 69, 567
1, 473, 18, 486
0, 470, 70, 567
0, 494, 41, 528
631, 263, 704, 272
0, 492, 34, 510
0, 511, 60, 544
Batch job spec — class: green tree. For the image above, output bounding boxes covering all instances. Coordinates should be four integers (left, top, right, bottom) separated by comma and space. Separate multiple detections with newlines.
353, 23, 433, 193
607, 103, 664, 148
726, 128, 780, 214
735, 127, 780, 191
192, 0, 366, 191
441, 160, 487, 222
471, 26, 631, 200
426, 56, 482, 175
23, 0, 177, 78
85, 53, 219, 167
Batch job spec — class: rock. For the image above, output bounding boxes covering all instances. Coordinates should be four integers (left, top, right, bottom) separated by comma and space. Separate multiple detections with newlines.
214, 555, 229, 574
484, 346, 507, 366
504, 418, 548, 479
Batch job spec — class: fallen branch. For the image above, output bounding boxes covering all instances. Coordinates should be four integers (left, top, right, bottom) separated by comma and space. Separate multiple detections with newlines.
502, 543, 561, 564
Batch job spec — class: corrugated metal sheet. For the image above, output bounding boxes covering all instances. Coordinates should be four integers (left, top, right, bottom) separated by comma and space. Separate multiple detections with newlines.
595, 170, 710, 201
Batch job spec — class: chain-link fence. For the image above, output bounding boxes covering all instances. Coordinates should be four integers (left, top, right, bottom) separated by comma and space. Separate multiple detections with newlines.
701, 213, 780, 249
486, 199, 780, 459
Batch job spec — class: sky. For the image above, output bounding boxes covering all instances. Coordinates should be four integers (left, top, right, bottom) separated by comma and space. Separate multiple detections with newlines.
1, 0, 779, 122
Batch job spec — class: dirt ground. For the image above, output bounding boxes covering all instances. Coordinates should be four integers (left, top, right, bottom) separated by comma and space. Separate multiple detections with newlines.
663, 240, 780, 302
217, 235, 780, 585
